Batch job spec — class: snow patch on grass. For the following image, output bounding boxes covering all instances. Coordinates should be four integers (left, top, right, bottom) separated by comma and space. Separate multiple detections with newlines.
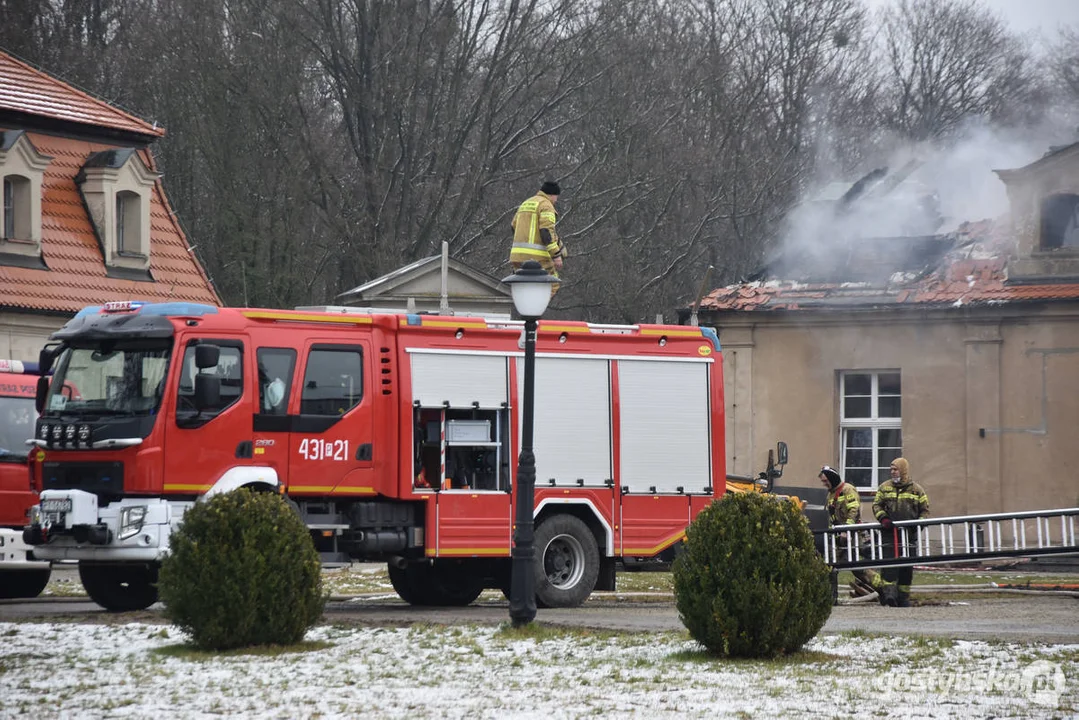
1, 622, 1075, 718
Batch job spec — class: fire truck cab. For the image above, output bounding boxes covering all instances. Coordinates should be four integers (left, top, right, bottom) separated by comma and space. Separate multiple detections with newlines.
0, 359, 51, 598
25, 301, 726, 611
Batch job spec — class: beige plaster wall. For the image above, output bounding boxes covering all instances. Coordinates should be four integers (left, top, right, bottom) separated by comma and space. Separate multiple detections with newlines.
997, 314, 1079, 511
714, 307, 1079, 519
0, 313, 65, 363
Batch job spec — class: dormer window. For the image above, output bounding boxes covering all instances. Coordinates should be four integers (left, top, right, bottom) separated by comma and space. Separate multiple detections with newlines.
76, 148, 160, 277
0, 131, 51, 260
1040, 193, 1079, 250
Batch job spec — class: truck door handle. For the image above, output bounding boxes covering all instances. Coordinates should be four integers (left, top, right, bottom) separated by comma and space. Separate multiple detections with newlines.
356, 443, 372, 461
235, 441, 253, 459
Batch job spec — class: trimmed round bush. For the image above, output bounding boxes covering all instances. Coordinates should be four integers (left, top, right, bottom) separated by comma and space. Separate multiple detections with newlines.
673, 492, 832, 658
159, 488, 325, 650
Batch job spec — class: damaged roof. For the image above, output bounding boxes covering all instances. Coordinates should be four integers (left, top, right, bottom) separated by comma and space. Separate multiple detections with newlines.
700, 219, 1079, 312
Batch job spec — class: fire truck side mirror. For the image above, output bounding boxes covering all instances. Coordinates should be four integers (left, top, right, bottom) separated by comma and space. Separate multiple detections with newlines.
776, 441, 788, 466
38, 342, 62, 375
35, 376, 49, 415
194, 374, 221, 410
194, 343, 220, 370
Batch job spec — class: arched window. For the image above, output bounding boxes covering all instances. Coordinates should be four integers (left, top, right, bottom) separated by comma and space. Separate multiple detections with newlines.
1040, 193, 1079, 250
1, 174, 31, 240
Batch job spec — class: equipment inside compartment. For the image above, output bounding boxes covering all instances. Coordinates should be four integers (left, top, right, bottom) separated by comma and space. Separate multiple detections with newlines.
413, 407, 510, 491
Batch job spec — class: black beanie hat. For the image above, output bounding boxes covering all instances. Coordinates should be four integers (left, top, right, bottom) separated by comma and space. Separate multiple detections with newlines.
540, 180, 561, 195
820, 466, 842, 489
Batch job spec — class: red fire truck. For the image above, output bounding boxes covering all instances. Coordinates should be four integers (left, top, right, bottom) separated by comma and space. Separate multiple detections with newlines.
0, 360, 51, 598
24, 301, 726, 611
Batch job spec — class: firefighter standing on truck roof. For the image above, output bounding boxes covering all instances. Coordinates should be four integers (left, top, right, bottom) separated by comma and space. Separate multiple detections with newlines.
873, 457, 929, 608
510, 180, 565, 293
819, 466, 883, 600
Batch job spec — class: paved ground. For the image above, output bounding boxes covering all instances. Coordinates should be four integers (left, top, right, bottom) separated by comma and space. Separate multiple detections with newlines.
3, 592, 1077, 644
328, 595, 1079, 644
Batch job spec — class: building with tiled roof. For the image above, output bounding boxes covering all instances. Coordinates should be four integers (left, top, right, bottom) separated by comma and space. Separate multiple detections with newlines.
693, 146, 1079, 519
0, 49, 219, 360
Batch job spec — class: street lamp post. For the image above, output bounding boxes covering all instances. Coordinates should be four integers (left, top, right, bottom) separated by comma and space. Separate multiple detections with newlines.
500, 261, 558, 627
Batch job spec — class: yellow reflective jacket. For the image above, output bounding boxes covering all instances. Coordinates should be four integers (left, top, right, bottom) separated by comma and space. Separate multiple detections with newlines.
827, 483, 863, 526
873, 479, 930, 521
510, 191, 564, 273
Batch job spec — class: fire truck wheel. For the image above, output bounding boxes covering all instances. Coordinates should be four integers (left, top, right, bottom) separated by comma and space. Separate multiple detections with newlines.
78, 562, 159, 612
388, 561, 483, 607
386, 562, 422, 604
534, 515, 599, 608
427, 560, 484, 606
0, 568, 51, 599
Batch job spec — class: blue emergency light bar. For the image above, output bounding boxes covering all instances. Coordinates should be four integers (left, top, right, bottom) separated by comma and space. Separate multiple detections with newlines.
74, 301, 219, 318
0, 359, 34, 374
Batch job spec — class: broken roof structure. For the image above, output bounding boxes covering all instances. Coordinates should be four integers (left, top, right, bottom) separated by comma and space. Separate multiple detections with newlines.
693, 142, 1079, 519
701, 218, 1079, 311
699, 147, 1079, 313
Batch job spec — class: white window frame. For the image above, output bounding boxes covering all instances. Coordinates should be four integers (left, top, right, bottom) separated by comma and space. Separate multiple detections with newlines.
838, 370, 901, 491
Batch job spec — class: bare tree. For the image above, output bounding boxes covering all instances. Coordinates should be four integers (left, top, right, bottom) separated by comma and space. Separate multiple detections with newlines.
295, 0, 605, 298
3, 0, 1055, 322
877, 0, 1037, 141
128, 0, 344, 307
1046, 28, 1079, 137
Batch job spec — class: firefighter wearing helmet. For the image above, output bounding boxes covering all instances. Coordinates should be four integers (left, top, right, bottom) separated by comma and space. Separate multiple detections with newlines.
819, 465, 882, 600
510, 180, 566, 293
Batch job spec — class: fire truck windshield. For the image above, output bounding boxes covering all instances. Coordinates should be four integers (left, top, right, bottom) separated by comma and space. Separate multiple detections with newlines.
0, 397, 36, 458
43, 344, 171, 418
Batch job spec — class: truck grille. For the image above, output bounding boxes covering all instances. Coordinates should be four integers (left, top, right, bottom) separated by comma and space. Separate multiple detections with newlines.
42, 461, 124, 501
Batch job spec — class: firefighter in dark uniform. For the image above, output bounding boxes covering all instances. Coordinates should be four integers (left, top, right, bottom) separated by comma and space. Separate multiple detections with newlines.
820, 466, 882, 599
873, 457, 930, 607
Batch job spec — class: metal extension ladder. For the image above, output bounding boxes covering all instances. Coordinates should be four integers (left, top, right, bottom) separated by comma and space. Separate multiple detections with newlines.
819, 507, 1079, 570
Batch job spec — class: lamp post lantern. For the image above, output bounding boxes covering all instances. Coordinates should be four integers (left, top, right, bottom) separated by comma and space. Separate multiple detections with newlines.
500, 261, 558, 627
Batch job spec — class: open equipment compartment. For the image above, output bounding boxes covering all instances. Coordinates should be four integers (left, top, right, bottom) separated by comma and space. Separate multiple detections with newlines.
413, 406, 509, 491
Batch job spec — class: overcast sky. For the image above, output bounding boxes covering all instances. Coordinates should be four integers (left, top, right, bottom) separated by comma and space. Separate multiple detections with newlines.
864, 0, 1079, 38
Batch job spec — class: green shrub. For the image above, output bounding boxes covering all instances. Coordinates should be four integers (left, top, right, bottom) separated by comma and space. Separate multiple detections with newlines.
159, 489, 325, 650
673, 492, 832, 658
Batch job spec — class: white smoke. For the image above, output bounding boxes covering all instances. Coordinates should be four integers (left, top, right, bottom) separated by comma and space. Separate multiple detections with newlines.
780, 117, 1075, 269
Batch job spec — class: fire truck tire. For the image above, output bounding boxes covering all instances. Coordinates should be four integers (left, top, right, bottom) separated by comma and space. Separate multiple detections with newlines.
534, 515, 599, 608
388, 561, 483, 607
0, 568, 51, 599
427, 560, 484, 606
387, 562, 438, 605
78, 562, 158, 612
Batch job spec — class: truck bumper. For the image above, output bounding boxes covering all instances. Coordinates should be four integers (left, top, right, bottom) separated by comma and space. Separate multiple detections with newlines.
24, 489, 192, 563
0, 527, 50, 570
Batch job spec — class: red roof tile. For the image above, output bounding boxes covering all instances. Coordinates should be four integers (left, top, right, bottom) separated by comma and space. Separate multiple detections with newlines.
700, 220, 1079, 312
0, 131, 220, 313
0, 53, 163, 138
